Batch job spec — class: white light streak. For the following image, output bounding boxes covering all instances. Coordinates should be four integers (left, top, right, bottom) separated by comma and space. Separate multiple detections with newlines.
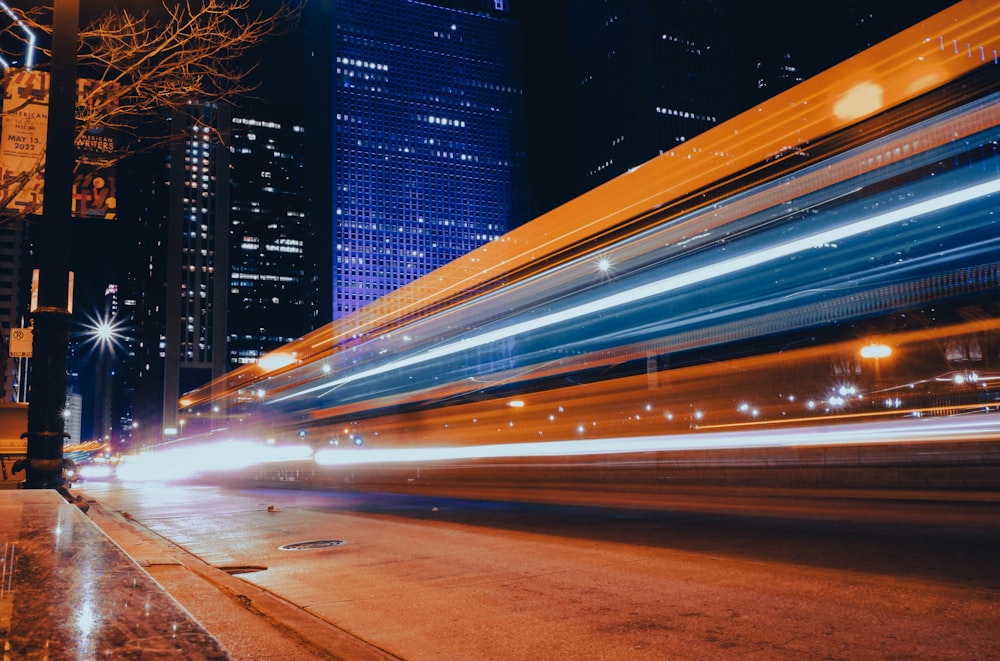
116, 441, 314, 482
277, 178, 1000, 405
78, 464, 114, 480
313, 414, 1000, 466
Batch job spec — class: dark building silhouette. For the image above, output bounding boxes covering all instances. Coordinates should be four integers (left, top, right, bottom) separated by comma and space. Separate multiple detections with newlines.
567, 0, 739, 193
522, 0, 958, 216
741, 1, 959, 108
129, 103, 231, 446
227, 110, 309, 370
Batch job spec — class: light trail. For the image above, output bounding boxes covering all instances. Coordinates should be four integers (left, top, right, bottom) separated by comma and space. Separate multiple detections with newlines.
302, 413, 1000, 465
115, 442, 315, 483
173, 3, 1000, 472
276, 177, 1000, 404
113, 411, 999, 479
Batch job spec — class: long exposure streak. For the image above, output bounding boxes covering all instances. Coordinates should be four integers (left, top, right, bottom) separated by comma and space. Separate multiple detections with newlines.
276, 178, 1000, 404
164, 2, 1000, 486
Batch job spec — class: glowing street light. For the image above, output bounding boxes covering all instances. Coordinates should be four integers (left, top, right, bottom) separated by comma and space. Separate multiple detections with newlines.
860, 343, 892, 359
81, 310, 129, 354
861, 342, 892, 382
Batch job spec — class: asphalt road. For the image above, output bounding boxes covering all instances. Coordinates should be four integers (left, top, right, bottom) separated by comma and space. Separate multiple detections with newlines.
81, 481, 1000, 660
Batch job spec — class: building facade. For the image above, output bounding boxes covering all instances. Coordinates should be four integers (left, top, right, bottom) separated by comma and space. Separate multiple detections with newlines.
566, 0, 739, 194
742, 1, 957, 109
0, 226, 25, 402
132, 103, 231, 445
166, 103, 231, 428
227, 111, 309, 370
312, 0, 527, 321
530, 0, 957, 209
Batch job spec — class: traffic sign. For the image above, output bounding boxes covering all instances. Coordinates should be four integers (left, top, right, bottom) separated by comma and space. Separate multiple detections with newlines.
9, 327, 32, 357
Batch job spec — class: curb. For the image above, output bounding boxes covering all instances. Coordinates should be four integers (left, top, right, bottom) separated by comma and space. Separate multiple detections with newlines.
86, 497, 400, 661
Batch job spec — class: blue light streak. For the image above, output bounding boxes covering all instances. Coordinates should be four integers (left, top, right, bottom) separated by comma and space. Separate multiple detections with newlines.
277, 177, 1000, 404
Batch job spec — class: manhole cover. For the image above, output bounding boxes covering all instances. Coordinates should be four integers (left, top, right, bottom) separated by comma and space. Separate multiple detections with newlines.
279, 539, 346, 551
218, 565, 268, 575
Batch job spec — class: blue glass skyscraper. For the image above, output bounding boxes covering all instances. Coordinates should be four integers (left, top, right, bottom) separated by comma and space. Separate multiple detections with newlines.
321, 0, 527, 320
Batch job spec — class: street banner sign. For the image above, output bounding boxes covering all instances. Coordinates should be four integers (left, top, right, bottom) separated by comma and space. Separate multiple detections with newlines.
0, 70, 119, 219
0, 69, 48, 215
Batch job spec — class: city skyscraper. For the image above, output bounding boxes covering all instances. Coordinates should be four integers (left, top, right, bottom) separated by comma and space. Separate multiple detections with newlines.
166, 103, 231, 418
742, 1, 958, 108
523, 0, 958, 215
565, 0, 739, 194
307, 0, 528, 322
131, 103, 231, 445
0, 226, 25, 402
121, 0, 528, 444
227, 110, 309, 370
129, 103, 312, 445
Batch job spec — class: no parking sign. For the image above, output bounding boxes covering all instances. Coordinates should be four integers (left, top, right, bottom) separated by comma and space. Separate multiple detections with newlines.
9, 327, 32, 357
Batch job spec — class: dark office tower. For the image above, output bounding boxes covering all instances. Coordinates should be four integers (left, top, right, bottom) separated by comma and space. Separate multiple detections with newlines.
129, 146, 170, 450
751, 51, 806, 104
111, 283, 138, 450
89, 283, 119, 445
738, 1, 957, 108
566, 0, 738, 194
0, 227, 25, 401
821, 1, 959, 67
227, 111, 309, 370
130, 103, 231, 445
167, 102, 230, 405
320, 0, 527, 321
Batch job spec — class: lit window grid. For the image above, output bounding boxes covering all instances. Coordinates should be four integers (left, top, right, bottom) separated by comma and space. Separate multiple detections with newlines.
227, 112, 309, 366
179, 113, 223, 365
330, 0, 524, 316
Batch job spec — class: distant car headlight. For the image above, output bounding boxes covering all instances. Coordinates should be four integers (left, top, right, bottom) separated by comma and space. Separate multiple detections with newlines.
78, 464, 114, 480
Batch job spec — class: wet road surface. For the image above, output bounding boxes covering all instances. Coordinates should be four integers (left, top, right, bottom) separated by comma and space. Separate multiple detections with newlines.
82, 481, 1000, 660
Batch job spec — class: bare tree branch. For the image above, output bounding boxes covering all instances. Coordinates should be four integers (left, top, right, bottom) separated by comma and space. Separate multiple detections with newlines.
0, 0, 301, 226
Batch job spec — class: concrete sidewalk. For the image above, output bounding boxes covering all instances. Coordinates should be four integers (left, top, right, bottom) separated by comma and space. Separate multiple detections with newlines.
0, 487, 397, 660
0, 489, 229, 658
84, 494, 398, 660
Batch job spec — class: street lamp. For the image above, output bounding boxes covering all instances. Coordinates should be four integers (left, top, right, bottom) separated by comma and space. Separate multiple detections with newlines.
16, 0, 80, 499
860, 342, 892, 382
81, 309, 128, 454
81, 309, 128, 353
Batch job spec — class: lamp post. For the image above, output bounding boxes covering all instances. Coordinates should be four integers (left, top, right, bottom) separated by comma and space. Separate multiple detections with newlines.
860, 342, 892, 384
84, 309, 126, 450
17, 0, 79, 495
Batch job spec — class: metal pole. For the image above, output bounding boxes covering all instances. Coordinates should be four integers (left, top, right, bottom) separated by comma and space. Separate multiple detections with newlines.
19, 0, 78, 491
